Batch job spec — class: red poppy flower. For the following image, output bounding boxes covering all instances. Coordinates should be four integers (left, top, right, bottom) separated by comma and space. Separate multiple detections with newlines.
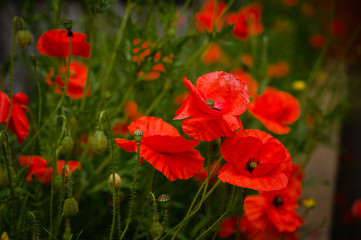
46, 61, 90, 100
248, 87, 300, 135
231, 69, 258, 98
0, 91, 29, 143
18, 155, 81, 184
37, 29, 90, 58
352, 199, 361, 219
115, 116, 204, 181
174, 71, 249, 141
309, 34, 325, 48
244, 178, 303, 233
218, 129, 292, 191
195, 0, 226, 32
227, 3, 264, 40
268, 61, 290, 79
201, 43, 223, 64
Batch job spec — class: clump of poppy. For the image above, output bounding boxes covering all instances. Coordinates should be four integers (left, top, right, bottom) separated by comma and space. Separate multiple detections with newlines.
45, 61, 90, 100
195, 0, 227, 33
18, 156, 81, 184
37, 29, 90, 58
174, 71, 249, 141
218, 129, 293, 191
268, 61, 290, 79
248, 87, 300, 134
115, 116, 204, 181
0, 91, 29, 143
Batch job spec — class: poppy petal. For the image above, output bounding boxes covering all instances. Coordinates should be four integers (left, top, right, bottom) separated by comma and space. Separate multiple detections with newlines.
0, 91, 10, 123
8, 102, 29, 143
115, 139, 137, 152
127, 116, 180, 137
182, 114, 243, 141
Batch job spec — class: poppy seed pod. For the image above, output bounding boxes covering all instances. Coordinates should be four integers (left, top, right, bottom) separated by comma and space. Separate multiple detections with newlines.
157, 194, 170, 207
91, 130, 108, 153
150, 221, 163, 239
60, 136, 74, 153
133, 129, 143, 143
63, 19, 73, 31
63, 197, 79, 217
108, 173, 122, 191
16, 30, 33, 49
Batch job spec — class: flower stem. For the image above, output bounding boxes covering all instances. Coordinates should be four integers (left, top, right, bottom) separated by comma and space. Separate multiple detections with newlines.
120, 142, 141, 239
195, 186, 236, 240
235, 188, 247, 240
16, 30, 72, 159
30, 56, 42, 128
99, 2, 134, 106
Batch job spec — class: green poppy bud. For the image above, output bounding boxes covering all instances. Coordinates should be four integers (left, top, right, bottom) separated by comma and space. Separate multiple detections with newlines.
63, 19, 73, 31
91, 130, 108, 153
108, 173, 122, 191
150, 221, 163, 239
13, 186, 23, 198
16, 30, 33, 49
133, 129, 143, 143
60, 136, 74, 153
63, 197, 79, 217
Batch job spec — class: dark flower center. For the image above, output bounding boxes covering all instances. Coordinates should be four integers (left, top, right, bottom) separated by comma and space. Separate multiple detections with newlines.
245, 158, 259, 173
273, 196, 283, 207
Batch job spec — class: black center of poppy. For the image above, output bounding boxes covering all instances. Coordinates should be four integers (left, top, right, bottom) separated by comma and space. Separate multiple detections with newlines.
245, 158, 259, 173
273, 196, 283, 207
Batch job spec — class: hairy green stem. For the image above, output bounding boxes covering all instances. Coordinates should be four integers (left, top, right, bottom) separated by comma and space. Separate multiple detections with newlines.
120, 142, 141, 239
31, 57, 42, 127
235, 188, 247, 240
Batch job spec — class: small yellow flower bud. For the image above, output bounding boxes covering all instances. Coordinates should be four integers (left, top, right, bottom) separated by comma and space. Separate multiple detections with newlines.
302, 197, 317, 208
108, 173, 122, 191
292, 80, 306, 91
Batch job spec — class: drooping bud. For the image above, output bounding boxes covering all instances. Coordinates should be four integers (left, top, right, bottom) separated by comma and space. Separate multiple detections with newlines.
60, 136, 74, 153
16, 29, 33, 49
205, 99, 215, 109
108, 173, 122, 191
150, 221, 163, 239
91, 130, 108, 153
63, 19, 73, 31
63, 197, 79, 217
133, 129, 143, 143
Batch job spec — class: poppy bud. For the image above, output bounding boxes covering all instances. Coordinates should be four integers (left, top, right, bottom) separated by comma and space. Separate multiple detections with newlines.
60, 136, 74, 153
133, 129, 143, 143
108, 173, 122, 191
150, 221, 163, 239
63, 197, 79, 217
63, 19, 73, 31
91, 130, 108, 153
13, 186, 23, 197
62, 232, 71, 240
157, 194, 170, 207
16, 29, 33, 49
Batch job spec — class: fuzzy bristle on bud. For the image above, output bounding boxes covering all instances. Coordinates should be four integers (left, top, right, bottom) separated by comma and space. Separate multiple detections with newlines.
108, 173, 122, 191
91, 130, 108, 154
63, 197, 79, 217
150, 221, 163, 239
133, 129, 143, 143
16, 30, 33, 49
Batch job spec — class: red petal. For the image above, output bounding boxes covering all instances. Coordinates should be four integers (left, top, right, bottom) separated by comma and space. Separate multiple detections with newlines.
127, 116, 180, 137
8, 102, 29, 143
196, 71, 249, 115
267, 207, 304, 232
182, 114, 243, 141
140, 135, 204, 181
57, 160, 82, 175
0, 91, 10, 123
218, 163, 289, 191
244, 195, 269, 230
37, 30, 90, 58
115, 139, 137, 152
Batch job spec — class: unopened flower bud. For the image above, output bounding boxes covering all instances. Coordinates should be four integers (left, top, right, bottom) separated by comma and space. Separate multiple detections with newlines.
63, 19, 73, 31
157, 194, 170, 206
91, 130, 108, 153
63, 197, 79, 217
133, 129, 143, 143
150, 221, 163, 239
13, 186, 23, 197
108, 173, 122, 191
60, 136, 73, 153
16, 29, 33, 49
